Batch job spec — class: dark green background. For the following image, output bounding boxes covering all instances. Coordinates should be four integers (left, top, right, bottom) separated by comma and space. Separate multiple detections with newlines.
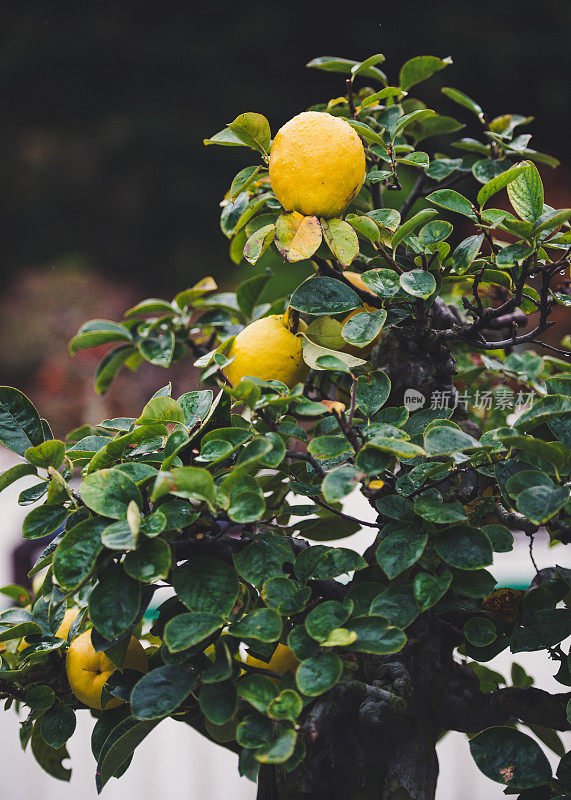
1, 0, 570, 293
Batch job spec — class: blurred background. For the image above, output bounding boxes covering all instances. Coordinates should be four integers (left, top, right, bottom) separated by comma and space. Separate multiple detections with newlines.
0, 1, 569, 797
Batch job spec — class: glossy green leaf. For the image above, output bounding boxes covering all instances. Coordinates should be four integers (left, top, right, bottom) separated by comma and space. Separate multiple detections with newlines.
470, 727, 551, 789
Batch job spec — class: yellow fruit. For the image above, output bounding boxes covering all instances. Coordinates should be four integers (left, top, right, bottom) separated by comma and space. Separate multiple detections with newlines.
18, 607, 80, 652
224, 314, 308, 389
66, 630, 148, 710
269, 111, 365, 219
246, 643, 299, 677
55, 608, 80, 639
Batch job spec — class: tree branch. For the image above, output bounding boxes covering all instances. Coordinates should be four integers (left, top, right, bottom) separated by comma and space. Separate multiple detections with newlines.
443, 680, 571, 733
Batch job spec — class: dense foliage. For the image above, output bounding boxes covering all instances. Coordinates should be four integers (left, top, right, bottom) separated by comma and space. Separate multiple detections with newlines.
0, 52, 569, 800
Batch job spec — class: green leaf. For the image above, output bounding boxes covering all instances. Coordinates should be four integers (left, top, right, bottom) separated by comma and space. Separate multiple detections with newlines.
237, 714, 273, 748
355, 372, 391, 416
0, 620, 41, 642
204, 128, 250, 148
477, 163, 528, 207
307, 56, 387, 83
534, 208, 571, 235
131, 665, 197, 719
399, 55, 452, 91
392, 209, 438, 251
94, 345, 137, 395
31, 722, 71, 782
419, 220, 453, 246
360, 268, 400, 299
305, 600, 352, 643
228, 112, 271, 156
516, 485, 570, 525
410, 114, 464, 143
414, 570, 452, 610
308, 435, 352, 460
464, 617, 497, 647
515, 394, 571, 432
163, 612, 223, 652
451, 234, 484, 273
496, 242, 534, 267
346, 214, 380, 243
391, 110, 435, 139
0, 462, 37, 493
168, 467, 216, 508
296, 652, 343, 696
69, 319, 133, 355
375, 495, 415, 521
396, 151, 430, 169
230, 165, 262, 199
427, 189, 475, 218
507, 161, 544, 222
40, 706, 76, 750
441, 86, 484, 122
347, 617, 407, 655
399, 270, 436, 299
267, 690, 303, 721
173, 557, 239, 617
96, 717, 159, 790
341, 309, 387, 348
23, 505, 68, 540
424, 426, 481, 455
275, 212, 322, 263
228, 608, 282, 642
101, 519, 137, 551
414, 494, 466, 524
199, 681, 237, 725
320, 218, 359, 267
255, 727, 298, 765
123, 538, 171, 582
470, 727, 552, 789
262, 577, 310, 616
472, 159, 513, 185
370, 582, 419, 628
322, 464, 362, 502
289, 276, 362, 315
376, 528, 428, 579
351, 53, 386, 77
53, 517, 106, 590
136, 397, 185, 426
346, 120, 389, 152
80, 468, 142, 520
294, 545, 366, 583
89, 564, 141, 640
434, 525, 493, 570
0, 386, 44, 456
24, 439, 65, 469
367, 208, 401, 231
481, 524, 513, 553
238, 674, 279, 713
244, 225, 275, 265
233, 531, 294, 589
301, 335, 367, 372
25, 684, 54, 710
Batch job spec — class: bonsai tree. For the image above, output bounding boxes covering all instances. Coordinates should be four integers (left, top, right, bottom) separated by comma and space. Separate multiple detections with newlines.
0, 51, 569, 800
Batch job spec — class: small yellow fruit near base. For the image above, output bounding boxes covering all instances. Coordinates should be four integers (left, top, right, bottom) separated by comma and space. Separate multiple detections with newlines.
56, 608, 80, 639
245, 643, 299, 678
269, 111, 366, 219
66, 630, 148, 710
18, 607, 80, 652
224, 314, 308, 389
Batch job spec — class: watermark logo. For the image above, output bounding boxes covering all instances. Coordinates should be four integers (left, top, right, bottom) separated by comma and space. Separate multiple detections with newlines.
404, 389, 426, 411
